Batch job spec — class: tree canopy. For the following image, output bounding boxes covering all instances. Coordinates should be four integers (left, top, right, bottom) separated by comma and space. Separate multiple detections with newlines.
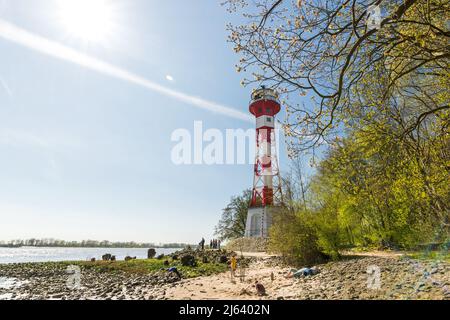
215, 189, 252, 240
223, 0, 449, 262
225, 0, 449, 152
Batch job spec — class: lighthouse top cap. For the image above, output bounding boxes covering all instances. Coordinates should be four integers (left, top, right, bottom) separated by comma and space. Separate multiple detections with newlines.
251, 87, 279, 102
249, 87, 281, 117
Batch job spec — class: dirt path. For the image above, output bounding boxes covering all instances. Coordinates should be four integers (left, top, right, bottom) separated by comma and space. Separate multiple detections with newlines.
239, 252, 278, 258
342, 250, 408, 258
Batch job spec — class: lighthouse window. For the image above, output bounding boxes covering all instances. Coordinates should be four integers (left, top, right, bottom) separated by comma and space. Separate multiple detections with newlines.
267, 117, 272, 122
258, 107, 262, 113
266, 107, 271, 113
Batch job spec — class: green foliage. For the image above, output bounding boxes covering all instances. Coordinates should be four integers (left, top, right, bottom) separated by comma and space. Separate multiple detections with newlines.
267, 119, 449, 263
313, 126, 449, 249
225, 0, 450, 265
313, 202, 343, 260
269, 209, 328, 266
215, 189, 252, 241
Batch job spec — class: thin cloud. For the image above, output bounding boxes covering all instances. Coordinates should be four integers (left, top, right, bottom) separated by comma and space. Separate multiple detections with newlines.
0, 128, 49, 148
0, 76, 13, 97
0, 19, 253, 123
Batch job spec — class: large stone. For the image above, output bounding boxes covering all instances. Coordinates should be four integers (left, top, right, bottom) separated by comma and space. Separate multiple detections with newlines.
147, 249, 156, 259
124, 256, 136, 262
180, 255, 196, 267
102, 254, 112, 261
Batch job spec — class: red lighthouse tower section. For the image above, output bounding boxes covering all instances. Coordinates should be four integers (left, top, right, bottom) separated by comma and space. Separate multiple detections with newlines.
249, 87, 283, 208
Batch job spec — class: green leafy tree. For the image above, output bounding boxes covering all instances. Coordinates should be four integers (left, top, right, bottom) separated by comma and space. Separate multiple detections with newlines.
269, 208, 327, 265
215, 189, 252, 240
224, 0, 449, 152
222, 0, 449, 263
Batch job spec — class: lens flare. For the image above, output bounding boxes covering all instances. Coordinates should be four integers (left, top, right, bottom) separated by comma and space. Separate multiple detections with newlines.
57, 0, 115, 43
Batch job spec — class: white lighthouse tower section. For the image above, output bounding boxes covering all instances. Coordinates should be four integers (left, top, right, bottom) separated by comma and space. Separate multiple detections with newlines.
244, 87, 283, 239
256, 115, 274, 129
257, 115, 274, 184
245, 207, 274, 238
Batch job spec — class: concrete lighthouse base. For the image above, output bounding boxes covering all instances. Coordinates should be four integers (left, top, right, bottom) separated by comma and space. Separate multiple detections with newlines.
244, 207, 275, 238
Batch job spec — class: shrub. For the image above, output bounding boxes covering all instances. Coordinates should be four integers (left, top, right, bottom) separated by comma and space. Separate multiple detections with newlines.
180, 254, 197, 267
269, 209, 328, 266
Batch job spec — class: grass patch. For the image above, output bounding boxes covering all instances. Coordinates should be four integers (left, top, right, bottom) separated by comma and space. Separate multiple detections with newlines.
67, 258, 229, 278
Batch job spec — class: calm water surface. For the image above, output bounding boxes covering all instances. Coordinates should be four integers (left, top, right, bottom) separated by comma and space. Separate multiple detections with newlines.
0, 247, 179, 264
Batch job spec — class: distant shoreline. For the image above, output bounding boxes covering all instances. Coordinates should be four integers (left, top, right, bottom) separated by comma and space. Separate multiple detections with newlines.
0, 239, 195, 249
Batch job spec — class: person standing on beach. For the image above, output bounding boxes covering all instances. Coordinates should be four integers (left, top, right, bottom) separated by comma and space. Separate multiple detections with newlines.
200, 238, 205, 250
230, 254, 237, 282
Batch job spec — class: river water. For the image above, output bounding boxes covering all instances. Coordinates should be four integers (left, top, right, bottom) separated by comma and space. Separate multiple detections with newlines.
0, 247, 179, 264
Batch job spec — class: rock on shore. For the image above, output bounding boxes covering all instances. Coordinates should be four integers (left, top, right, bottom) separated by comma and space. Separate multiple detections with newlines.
0, 262, 179, 300
267, 256, 450, 300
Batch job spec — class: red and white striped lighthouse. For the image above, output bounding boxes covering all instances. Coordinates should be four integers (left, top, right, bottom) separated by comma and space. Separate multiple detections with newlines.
245, 87, 283, 238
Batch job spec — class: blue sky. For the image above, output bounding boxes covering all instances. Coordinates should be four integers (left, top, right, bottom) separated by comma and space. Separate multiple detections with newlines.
0, 0, 292, 243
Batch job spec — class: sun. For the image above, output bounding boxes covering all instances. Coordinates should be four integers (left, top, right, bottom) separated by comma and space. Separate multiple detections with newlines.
57, 0, 116, 43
